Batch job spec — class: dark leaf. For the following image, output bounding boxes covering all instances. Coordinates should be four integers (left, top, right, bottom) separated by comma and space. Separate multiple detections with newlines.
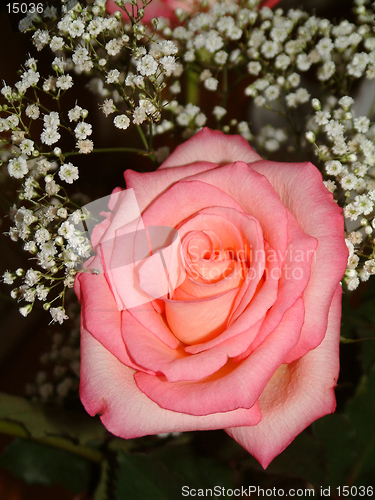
115, 451, 187, 500
0, 438, 91, 493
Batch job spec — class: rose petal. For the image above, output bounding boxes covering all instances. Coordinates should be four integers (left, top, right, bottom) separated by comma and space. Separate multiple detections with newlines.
251, 160, 348, 359
80, 326, 262, 438
159, 128, 261, 169
141, 179, 244, 229
124, 161, 220, 212
226, 285, 342, 469
165, 287, 240, 344
134, 298, 304, 416
122, 308, 264, 382
183, 162, 289, 260
77, 272, 141, 371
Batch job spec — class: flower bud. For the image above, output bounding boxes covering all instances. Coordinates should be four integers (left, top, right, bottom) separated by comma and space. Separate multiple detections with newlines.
311, 98, 321, 111
305, 131, 315, 143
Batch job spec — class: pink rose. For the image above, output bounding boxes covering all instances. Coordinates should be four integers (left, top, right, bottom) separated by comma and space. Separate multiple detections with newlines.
75, 128, 348, 468
106, 0, 282, 24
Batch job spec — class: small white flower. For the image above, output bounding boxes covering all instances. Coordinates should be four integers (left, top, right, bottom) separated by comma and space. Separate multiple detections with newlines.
213, 106, 227, 120
354, 116, 370, 133
50, 306, 69, 324
137, 55, 158, 77
248, 61, 262, 75
50, 36, 65, 52
68, 105, 83, 122
59, 162, 79, 184
204, 77, 219, 91
264, 85, 280, 101
45, 179, 60, 196
114, 114, 130, 130
56, 74, 73, 90
19, 139, 35, 156
195, 112, 207, 127
325, 160, 343, 175
25, 104, 40, 120
2, 271, 15, 285
40, 128, 61, 146
215, 51, 228, 65
106, 69, 120, 84
58, 221, 75, 239
74, 122, 92, 140
261, 41, 280, 59
160, 56, 177, 77
100, 98, 116, 116
68, 20, 85, 39
77, 139, 94, 154
7, 157, 28, 179
43, 111, 60, 128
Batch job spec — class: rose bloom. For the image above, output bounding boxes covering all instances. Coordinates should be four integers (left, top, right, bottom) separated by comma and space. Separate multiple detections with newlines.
106, 0, 282, 24
75, 128, 348, 468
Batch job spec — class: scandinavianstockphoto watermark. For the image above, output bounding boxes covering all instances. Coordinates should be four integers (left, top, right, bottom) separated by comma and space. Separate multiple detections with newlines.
180, 485, 374, 497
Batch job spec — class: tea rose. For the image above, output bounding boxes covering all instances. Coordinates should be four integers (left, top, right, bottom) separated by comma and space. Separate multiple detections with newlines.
75, 128, 348, 468
106, 0, 282, 24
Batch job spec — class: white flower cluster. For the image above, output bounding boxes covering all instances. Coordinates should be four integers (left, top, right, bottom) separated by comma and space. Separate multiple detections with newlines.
306, 96, 375, 291
0, 54, 95, 321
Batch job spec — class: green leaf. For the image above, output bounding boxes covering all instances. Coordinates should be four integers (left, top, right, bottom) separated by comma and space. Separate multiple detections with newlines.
316, 368, 375, 488
115, 451, 187, 500
154, 441, 233, 490
264, 431, 327, 487
0, 391, 105, 444
94, 459, 111, 500
314, 413, 357, 487
344, 369, 375, 485
0, 438, 91, 493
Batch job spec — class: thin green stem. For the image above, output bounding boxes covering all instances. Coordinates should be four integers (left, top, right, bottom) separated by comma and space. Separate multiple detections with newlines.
186, 69, 200, 106
62, 146, 150, 158
0, 419, 103, 463
136, 125, 149, 150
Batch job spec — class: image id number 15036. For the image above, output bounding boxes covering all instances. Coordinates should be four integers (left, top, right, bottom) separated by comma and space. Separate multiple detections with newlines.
7, 3, 44, 14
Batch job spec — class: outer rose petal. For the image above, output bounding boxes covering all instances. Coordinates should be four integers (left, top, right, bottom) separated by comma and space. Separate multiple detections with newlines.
124, 161, 219, 212
251, 160, 348, 360
80, 327, 262, 438
159, 128, 261, 169
226, 285, 342, 469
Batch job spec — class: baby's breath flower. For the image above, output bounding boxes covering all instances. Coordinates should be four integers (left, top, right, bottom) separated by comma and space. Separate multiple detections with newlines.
25, 104, 40, 120
77, 139, 94, 154
59, 163, 79, 184
19, 139, 35, 156
56, 74, 73, 90
354, 116, 370, 133
106, 69, 121, 84
114, 114, 130, 130
50, 36, 65, 51
213, 106, 227, 120
7, 157, 28, 179
204, 77, 218, 91
50, 306, 69, 324
74, 122, 92, 140
248, 61, 262, 75
137, 55, 158, 76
